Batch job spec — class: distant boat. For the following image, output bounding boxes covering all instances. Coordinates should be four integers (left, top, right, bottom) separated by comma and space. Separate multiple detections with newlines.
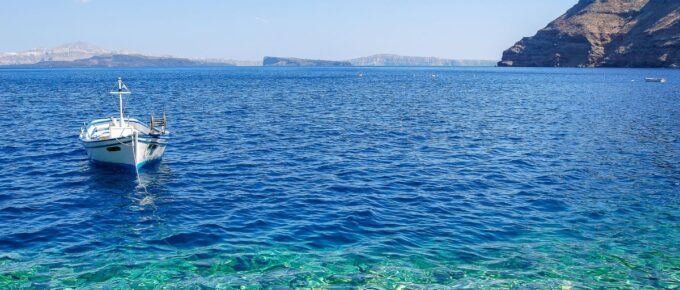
80, 78, 169, 170
645, 77, 667, 83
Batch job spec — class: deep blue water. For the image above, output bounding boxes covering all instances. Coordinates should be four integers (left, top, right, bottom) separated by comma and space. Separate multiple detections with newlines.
0, 67, 678, 288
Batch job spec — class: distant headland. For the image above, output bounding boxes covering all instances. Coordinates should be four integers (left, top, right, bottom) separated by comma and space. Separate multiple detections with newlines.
0, 42, 255, 68
0, 42, 498, 68
264, 54, 497, 67
499, 0, 680, 68
262, 56, 351, 67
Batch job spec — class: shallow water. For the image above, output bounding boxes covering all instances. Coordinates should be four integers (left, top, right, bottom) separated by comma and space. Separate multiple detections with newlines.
0, 67, 678, 288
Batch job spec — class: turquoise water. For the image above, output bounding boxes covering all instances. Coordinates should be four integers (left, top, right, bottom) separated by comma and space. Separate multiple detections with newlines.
0, 67, 678, 289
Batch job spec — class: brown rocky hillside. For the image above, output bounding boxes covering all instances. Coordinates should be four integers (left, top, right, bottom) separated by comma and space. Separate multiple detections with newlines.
499, 0, 680, 68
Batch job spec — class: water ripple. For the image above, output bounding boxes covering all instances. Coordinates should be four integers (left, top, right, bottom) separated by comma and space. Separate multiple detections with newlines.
0, 67, 678, 288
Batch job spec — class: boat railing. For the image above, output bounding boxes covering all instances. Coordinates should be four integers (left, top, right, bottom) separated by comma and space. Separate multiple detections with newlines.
149, 113, 167, 134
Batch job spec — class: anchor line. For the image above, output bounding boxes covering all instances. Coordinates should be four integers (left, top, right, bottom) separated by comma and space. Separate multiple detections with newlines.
132, 132, 138, 175
108, 131, 148, 193
131, 131, 150, 194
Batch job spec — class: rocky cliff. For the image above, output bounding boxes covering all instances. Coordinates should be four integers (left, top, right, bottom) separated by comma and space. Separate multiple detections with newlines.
499, 0, 680, 68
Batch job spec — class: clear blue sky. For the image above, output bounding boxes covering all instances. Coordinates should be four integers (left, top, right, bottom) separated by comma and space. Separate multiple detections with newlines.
1, 0, 577, 60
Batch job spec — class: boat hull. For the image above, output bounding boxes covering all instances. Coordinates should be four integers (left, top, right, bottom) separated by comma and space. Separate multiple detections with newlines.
645, 78, 666, 83
83, 136, 167, 169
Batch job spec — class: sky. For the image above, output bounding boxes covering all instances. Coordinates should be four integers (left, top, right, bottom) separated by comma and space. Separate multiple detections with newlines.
0, 0, 577, 60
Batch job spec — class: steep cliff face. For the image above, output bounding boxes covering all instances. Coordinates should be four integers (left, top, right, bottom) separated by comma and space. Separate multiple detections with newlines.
499, 0, 680, 68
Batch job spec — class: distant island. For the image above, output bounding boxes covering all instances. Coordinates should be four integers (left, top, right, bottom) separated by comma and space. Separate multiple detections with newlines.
499, 0, 680, 68
0, 42, 256, 68
0, 42, 497, 68
263, 54, 497, 67
348, 54, 497, 67
2, 54, 237, 68
263, 56, 351, 67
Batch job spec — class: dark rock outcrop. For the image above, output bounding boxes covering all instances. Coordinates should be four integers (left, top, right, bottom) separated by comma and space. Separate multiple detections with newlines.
263, 56, 351, 66
499, 0, 680, 68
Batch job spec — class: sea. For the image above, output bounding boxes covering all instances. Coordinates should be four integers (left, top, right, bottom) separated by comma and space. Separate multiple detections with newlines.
0, 67, 678, 289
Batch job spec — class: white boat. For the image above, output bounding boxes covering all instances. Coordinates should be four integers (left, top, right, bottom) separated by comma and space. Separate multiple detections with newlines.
80, 78, 169, 170
645, 77, 667, 83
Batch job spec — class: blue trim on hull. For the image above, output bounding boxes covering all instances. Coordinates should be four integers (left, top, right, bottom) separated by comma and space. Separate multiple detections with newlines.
136, 158, 162, 170
87, 118, 145, 127
83, 140, 133, 149
82, 139, 167, 148
137, 141, 168, 146
82, 118, 170, 144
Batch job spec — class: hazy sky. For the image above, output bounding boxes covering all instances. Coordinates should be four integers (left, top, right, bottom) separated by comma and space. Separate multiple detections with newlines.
1, 0, 577, 60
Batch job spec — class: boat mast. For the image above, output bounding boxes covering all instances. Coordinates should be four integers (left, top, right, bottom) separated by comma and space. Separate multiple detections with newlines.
118, 78, 125, 127
110, 77, 131, 127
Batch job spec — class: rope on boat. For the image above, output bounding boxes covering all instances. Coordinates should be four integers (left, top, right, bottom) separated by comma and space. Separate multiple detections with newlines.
111, 135, 134, 146
132, 131, 150, 194
132, 132, 138, 175
88, 121, 152, 195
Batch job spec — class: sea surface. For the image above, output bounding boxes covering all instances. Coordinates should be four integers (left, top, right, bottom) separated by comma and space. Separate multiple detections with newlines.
0, 67, 678, 289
